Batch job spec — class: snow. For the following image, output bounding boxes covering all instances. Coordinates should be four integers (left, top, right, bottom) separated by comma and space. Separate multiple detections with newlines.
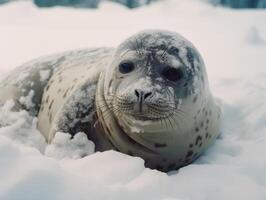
45, 132, 95, 159
39, 69, 51, 82
19, 89, 35, 109
0, 100, 46, 153
0, 0, 266, 199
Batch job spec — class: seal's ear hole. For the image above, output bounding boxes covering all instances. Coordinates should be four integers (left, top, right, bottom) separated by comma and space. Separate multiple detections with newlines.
119, 61, 135, 74
161, 66, 183, 82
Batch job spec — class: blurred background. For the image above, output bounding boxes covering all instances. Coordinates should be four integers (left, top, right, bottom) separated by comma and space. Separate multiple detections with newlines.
0, 0, 266, 9
0, 0, 265, 78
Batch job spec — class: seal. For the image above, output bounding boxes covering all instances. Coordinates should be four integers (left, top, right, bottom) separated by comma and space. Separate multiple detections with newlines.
0, 30, 221, 172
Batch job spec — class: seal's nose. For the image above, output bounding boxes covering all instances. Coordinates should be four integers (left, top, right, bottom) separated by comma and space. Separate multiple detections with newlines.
134, 89, 152, 113
134, 89, 152, 101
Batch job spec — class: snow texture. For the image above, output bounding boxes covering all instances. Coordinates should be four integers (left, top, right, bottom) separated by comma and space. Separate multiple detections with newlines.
19, 89, 35, 110
39, 69, 51, 82
0, 0, 266, 200
0, 100, 46, 153
45, 132, 95, 159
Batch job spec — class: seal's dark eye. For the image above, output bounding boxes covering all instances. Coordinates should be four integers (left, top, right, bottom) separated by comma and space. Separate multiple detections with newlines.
119, 61, 135, 74
161, 66, 183, 82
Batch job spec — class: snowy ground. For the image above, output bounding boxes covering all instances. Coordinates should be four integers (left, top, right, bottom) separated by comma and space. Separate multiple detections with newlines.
0, 0, 266, 199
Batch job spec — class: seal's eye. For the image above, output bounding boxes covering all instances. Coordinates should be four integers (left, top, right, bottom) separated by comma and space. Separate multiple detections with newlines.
161, 66, 183, 82
119, 61, 135, 74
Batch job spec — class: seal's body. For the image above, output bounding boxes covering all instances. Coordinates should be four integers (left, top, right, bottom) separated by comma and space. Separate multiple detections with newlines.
0, 30, 221, 172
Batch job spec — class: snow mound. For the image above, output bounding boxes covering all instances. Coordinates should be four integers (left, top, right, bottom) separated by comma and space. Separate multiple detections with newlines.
0, 100, 46, 153
45, 132, 95, 159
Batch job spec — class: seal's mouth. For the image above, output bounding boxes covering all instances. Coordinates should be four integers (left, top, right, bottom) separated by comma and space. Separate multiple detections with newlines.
124, 111, 174, 122
129, 113, 155, 121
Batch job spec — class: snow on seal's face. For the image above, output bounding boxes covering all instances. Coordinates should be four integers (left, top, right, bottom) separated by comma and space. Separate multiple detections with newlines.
103, 30, 207, 128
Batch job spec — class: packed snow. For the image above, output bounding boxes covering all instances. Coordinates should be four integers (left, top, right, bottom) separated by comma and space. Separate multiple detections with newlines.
0, 0, 266, 199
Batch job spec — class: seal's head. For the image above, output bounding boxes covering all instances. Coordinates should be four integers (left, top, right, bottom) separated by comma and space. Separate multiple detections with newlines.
97, 30, 211, 171
104, 30, 207, 124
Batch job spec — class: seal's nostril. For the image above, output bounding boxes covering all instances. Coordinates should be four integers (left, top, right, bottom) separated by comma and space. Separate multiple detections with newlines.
135, 90, 152, 100
144, 92, 152, 100
135, 89, 140, 98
